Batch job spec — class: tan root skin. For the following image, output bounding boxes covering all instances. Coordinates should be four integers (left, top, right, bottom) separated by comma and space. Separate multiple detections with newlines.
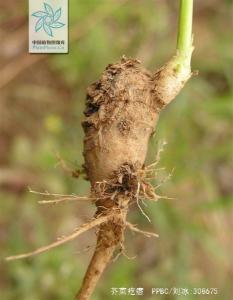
77, 55, 192, 300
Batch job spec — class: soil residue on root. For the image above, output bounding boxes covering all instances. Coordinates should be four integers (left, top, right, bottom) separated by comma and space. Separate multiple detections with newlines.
82, 56, 160, 186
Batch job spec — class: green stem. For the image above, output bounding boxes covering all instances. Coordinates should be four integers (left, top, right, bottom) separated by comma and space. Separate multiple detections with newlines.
176, 0, 193, 61
155, 0, 194, 105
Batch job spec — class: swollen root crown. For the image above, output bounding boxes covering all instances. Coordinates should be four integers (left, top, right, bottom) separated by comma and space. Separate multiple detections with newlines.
83, 55, 192, 186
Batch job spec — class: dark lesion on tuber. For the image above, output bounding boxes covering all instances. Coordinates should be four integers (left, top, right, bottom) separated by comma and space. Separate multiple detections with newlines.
117, 119, 131, 135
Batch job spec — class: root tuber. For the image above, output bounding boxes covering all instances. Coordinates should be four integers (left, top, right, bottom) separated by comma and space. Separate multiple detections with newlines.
77, 49, 193, 299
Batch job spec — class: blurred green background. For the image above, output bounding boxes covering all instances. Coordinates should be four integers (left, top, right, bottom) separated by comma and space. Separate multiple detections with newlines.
0, 0, 232, 299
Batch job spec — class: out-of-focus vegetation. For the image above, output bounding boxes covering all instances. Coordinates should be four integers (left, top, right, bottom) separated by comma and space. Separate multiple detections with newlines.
0, 1, 232, 299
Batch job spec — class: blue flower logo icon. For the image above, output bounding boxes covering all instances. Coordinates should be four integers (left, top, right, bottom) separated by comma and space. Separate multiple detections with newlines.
32, 3, 65, 37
